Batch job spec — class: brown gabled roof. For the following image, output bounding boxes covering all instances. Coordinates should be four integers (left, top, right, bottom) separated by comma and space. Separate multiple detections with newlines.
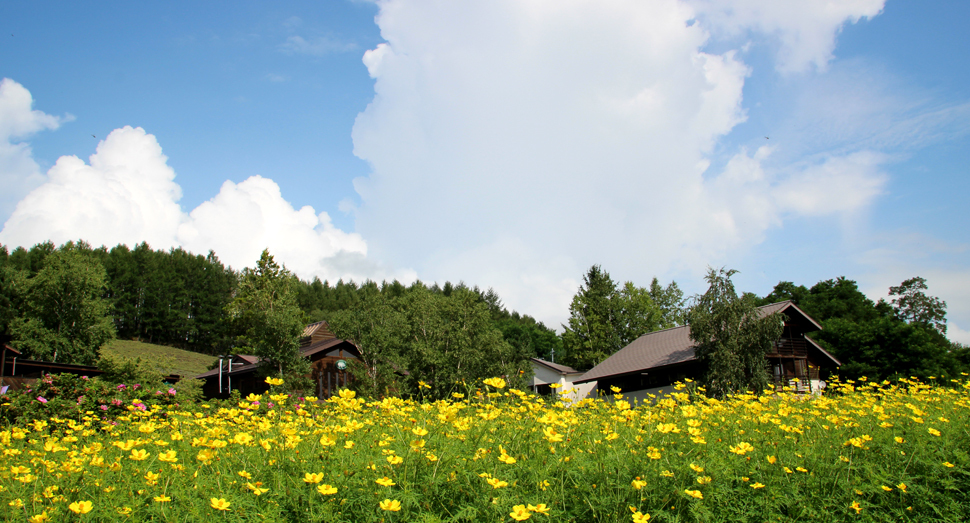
193, 339, 360, 380
301, 338, 361, 359
805, 334, 842, 367
530, 358, 582, 376
575, 325, 696, 384
575, 301, 825, 384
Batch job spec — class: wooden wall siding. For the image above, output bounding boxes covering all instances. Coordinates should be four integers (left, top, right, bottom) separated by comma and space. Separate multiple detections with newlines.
0, 376, 36, 392
765, 338, 809, 359
311, 356, 353, 400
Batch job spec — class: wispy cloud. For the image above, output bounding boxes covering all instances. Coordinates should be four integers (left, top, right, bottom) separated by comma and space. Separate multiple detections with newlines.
279, 35, 357, 56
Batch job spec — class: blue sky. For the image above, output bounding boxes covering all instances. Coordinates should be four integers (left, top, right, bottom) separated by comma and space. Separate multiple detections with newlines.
2, 1, 969, 341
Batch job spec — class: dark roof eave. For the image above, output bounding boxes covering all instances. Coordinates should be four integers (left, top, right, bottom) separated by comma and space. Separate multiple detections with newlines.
574, 357, 698, 384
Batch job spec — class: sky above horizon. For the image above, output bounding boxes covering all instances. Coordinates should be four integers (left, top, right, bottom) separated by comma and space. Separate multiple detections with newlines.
2, 1, 969, 341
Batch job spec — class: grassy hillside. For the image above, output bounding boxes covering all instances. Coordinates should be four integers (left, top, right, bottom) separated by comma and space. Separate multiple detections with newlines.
101, 340, 218, 378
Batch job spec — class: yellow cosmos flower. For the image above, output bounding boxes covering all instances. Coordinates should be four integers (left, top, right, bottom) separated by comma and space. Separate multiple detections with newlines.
750, 482, 766, 489
196, 449, 216, 464
145, 471, 161, 484
796, 467, 808, 473
69, 500, 93, 514
482, 377, 506, 389
233, 433, 253, 445
376, 477, 396, 487
510, 504, 532, 521
210, 498, 231, 511
247, 482, 269, 495
379, 499, 402, 512
631, 511, 651, 523
499, 454, 517, 465
881, 485, 893, 492
28, 511, 50, 523
542, 426, 564, 443
317, 484, 337, 495
928, 428, 942, 437
631, 479, 647, 490
850, 501, 862, 514
412, 427, 429, 436
943, 462, 955, 468
158, 450, 177, 462
660, 470, 674, 478
387, 455, 404, 465
238, 470, 252, 479
304, 472, 325, 484
729, 441, 754, 455
766, 455, 777, 465
129, 449, 148, 461
487, 477, 509, 489
265, 377, 284, 386
154, 495, 171, 502
528, 503, 551, 515
684, 489, 703, 500
689, 463, 704, 473
696, 476, 712, 485
897, 483, 907, 492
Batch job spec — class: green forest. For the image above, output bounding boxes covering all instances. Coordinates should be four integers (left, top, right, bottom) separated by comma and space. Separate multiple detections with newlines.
1, 240, 967, 398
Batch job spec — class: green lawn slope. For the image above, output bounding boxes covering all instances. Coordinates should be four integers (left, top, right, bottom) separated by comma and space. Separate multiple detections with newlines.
101, 340, 218, 378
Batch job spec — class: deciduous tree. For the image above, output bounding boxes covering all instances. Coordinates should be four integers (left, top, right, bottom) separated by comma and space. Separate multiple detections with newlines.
226, 250, 308, 380
9, 246, 115, 364
689, 268, 783, 397
889, 276, 947, 334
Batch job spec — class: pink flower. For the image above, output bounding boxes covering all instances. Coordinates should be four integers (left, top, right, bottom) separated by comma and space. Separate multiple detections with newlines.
168, 388, 177, 395
117, 384, 127, 391
36, 396, 48, 404
100, 405, 108, 411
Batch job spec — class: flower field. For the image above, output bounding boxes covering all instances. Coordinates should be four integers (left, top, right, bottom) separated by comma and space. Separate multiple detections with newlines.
1, 376, 968, 522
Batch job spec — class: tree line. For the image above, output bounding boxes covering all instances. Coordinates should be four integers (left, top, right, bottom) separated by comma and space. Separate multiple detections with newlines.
2, 239, 966, 399
561, 264, 969, 396
0, 241, 560, 398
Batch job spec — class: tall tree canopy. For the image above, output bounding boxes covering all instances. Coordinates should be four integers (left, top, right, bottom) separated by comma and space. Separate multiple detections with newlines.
561, 265, 684, 370
889, 277, 947, 334
690, 268, 783, 397
327, 282, 532, 399
226, 250, 308, 379
7, 244, 115, 364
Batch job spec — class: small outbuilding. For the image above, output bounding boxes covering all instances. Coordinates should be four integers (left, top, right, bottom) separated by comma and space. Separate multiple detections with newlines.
529, 358, 596, 402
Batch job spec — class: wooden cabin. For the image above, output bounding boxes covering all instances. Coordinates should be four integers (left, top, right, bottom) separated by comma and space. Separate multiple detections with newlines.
196, 322, 360, 400
574, 301, 840, 402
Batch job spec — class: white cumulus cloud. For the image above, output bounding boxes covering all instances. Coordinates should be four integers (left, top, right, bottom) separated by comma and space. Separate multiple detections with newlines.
685, 0, 885, 73
0, 78, 71, 218
0, 124, 410, 285
350, 0, 888, 326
